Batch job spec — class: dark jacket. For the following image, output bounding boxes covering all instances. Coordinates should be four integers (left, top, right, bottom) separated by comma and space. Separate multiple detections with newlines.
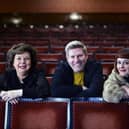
51, 59, 103, 98
0, 69, 50, 98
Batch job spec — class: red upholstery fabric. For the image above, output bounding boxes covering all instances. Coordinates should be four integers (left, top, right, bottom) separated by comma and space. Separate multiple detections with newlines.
10, 101, 67, 129
73, 102, 129, 129
0, 100, 5, 129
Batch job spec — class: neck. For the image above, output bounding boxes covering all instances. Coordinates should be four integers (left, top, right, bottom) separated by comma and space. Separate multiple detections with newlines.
17, 72, 28, 82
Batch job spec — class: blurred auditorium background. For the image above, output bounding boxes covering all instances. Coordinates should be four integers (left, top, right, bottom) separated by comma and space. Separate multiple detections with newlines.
0, 0, 129, 84
0, 1, 129, 129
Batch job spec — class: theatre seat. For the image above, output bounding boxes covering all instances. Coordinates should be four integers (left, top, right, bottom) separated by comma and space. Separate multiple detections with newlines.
6, 98, 70, 129
0, 100, 5, 129
0, 62, 6, 73
102, 62, 114, 78
37, 53, 63, 62
73, 101, 129, 129
0, 53, 6, 62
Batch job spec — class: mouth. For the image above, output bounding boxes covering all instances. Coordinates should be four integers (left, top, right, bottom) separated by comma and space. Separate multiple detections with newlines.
74, 63, 82, 66
19, 66, 26, 69
119, 69, 126, 72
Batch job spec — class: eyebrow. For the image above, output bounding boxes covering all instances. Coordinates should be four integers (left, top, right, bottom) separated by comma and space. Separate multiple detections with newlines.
117, 59, 129, 61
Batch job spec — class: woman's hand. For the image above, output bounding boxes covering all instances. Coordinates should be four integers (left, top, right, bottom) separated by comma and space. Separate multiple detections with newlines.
0, 89, 23, 103
121, 85, 129, 98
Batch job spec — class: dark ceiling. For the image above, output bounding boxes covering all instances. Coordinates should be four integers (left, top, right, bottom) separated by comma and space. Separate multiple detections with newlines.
0, 13, 129, 25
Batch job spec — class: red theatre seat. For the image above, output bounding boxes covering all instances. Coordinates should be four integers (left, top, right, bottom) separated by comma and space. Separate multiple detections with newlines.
102, 62, 114, 76
73, 101, 129, 129
0, 53, 6, 62
0, 100, 5, 129
37, 53, 64, 62
7, 98, 69, 129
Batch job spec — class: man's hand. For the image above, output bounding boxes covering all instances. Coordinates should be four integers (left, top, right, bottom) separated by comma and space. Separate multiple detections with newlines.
82, 86, 87, 91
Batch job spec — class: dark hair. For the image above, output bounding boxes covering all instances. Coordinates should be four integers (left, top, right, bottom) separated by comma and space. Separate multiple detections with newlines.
115, 48, 129, 72
116, 48, 129, 59
7, 43, 37, 69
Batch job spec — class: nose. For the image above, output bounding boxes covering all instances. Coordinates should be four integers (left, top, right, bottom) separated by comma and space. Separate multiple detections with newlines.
120, 62, 125, 68
74, 56, 79, 63
21, 58, 26, 63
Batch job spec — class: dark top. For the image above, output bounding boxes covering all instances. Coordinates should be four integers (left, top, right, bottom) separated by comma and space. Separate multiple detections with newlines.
0, 69, 50, 98
51, 59, 103, 98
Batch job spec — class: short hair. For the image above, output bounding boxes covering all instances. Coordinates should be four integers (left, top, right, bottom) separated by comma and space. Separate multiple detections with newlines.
7, 43, 37, 69
115, 48, 129, 72
116, 48, 129, 59
65, 40, 87, 56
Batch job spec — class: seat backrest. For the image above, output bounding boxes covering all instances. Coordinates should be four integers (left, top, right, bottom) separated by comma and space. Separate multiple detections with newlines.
73, 101, 129, 129
0, 100, 5, 129
6, 98, 70, 129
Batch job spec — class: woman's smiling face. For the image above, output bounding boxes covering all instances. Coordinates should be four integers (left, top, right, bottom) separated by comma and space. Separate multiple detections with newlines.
13, 52, 31, 75
117, 58, 129, 77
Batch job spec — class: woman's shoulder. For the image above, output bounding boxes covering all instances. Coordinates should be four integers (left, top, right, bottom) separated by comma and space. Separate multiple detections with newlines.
1, 69, 16, 76
108, 69, 121, 80
0, 69, 16, 81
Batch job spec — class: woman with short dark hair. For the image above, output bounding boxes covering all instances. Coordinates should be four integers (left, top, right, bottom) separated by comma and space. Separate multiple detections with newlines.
0, 43, 50, 103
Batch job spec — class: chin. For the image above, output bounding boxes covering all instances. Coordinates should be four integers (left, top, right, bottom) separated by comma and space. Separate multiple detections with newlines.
74, 69, 82, 72
120, 73, 128, 77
